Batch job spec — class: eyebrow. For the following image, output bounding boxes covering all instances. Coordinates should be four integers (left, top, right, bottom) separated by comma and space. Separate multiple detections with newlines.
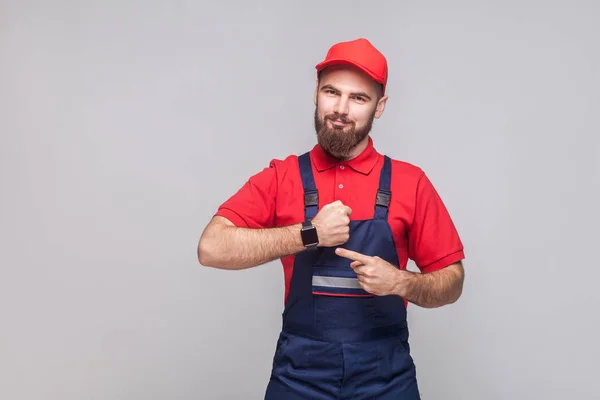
320, 84, 373, 101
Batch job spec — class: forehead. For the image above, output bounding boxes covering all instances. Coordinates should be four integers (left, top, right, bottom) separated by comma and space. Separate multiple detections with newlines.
318, 65, 379, 95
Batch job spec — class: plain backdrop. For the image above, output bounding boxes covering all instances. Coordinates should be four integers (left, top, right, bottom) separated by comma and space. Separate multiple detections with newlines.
1, 1, 599, 399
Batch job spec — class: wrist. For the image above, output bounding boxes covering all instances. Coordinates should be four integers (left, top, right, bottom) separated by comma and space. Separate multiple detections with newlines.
289, 223, 305, 252
299, 220, 319, 251
393, 268, 414, 298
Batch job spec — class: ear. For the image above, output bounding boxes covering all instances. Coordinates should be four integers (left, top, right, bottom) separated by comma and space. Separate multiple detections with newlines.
314, 79, 319, 105
374, 95, 388, 119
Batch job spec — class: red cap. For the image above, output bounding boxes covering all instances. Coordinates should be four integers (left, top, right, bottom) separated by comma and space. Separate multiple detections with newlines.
315, 38, 388, 95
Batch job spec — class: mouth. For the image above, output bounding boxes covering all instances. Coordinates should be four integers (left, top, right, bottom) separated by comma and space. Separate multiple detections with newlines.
328, 118, 351, 127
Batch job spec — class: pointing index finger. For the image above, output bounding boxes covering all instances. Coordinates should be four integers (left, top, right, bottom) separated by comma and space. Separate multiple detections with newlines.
335, 248, 371, 264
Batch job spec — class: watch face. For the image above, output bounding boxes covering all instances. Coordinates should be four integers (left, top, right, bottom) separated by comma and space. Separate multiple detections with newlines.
302, 226, 319, 246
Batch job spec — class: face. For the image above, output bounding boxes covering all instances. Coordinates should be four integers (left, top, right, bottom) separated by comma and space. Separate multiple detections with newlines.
313, 65, 388, 160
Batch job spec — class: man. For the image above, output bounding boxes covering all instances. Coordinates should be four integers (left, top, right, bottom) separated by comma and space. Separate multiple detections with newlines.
198, 38, 465, 400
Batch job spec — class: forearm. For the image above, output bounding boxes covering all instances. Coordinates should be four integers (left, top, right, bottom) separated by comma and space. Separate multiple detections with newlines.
198, 220, 305, 270
396, 263, 464, 308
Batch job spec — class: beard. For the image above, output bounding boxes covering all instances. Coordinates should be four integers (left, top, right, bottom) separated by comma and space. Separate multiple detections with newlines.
314, 105, 376, 160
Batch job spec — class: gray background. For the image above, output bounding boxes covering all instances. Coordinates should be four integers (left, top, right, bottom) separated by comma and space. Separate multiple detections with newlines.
1, 0, 599, 399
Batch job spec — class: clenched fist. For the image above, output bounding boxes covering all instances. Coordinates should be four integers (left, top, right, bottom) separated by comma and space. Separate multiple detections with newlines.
311, 200, 352, 247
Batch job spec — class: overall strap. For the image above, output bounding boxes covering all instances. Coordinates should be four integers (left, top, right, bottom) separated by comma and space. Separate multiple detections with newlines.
374, 155, 392, 219
298, 152, 319, 220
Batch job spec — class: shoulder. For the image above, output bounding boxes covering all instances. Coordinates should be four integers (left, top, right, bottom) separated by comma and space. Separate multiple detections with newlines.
264, 153, 302, 175
246, 152, 306, 188
386, 156, 426, 186
385, 156, 444, 210
267, 153, 301, 167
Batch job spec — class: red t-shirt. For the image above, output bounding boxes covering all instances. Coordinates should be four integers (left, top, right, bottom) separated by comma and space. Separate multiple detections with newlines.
215, 137, 465, 304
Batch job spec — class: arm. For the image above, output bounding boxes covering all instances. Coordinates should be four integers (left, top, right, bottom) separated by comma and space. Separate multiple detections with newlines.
403, 171, 466, 307
199, 200, 354, 270
198, 160, 297, 270
335, 248, 464, 308
197, 216, 305, 270
396, 262, 464, 308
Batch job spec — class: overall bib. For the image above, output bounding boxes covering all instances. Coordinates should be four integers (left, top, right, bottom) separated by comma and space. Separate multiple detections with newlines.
265, 152, 420, 400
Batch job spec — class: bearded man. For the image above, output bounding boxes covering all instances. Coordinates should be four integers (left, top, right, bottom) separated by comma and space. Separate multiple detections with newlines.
198, 38, 466, 400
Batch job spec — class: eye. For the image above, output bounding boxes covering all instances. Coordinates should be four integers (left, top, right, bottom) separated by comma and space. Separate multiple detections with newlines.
353, 95, 366, 102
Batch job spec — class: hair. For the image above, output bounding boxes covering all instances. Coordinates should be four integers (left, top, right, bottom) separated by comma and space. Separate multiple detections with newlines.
374, 83, 384, 101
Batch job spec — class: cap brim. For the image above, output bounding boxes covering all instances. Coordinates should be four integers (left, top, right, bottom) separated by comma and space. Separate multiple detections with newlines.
315, 58, 384, 86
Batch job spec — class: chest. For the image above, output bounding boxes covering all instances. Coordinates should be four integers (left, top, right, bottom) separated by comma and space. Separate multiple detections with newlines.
275, 166, 382, 226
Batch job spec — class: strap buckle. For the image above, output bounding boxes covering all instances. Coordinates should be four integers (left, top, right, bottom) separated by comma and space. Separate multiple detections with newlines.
375, 189, 391, 207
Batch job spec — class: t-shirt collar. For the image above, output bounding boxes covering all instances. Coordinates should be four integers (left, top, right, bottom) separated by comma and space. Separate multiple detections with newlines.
310, 136, 379, 175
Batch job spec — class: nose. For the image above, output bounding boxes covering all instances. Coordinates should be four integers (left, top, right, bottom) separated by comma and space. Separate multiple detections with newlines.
333, 95, 350, 116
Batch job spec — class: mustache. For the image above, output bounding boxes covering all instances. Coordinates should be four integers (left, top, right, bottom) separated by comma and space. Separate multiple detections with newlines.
325, 113, 352, 124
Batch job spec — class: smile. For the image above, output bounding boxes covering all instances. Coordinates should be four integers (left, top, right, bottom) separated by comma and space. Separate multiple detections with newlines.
329, 119, 351, 127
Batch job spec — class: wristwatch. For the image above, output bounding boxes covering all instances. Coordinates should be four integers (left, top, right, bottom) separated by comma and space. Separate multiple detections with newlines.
301, 220, 319, 250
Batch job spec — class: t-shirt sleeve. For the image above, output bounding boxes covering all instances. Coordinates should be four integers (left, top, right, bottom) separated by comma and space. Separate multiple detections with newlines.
408, 172, 465, 273
214, 160, 278, 228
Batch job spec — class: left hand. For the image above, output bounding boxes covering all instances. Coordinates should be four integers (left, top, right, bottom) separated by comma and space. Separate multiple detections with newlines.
335, 247, 406, 296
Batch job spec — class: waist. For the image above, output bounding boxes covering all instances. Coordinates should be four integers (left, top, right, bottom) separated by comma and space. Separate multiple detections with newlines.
282, 320, 408, 343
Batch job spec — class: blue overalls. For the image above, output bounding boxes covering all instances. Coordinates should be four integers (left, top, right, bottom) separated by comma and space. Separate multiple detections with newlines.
264, 152, 421, 400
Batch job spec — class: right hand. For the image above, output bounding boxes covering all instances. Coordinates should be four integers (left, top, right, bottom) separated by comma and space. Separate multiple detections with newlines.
311, 200, 352, 247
